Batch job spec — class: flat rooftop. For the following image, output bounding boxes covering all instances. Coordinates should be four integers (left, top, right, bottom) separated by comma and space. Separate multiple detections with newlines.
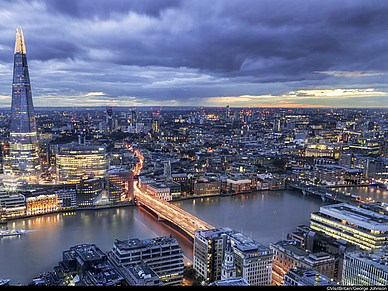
114, 236, 179, 251
319, 203, 388, 229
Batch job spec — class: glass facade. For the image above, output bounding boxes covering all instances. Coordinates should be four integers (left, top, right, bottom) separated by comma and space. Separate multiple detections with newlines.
9, 27, 40, 176
56, 144, 108, 183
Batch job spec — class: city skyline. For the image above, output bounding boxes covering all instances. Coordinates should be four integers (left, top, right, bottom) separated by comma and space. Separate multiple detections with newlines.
0, 0, 387, 108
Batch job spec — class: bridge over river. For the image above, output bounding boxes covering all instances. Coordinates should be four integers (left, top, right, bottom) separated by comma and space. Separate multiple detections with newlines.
134, 183, 214, 240
287, 181, 369, 205
132, 147, 214, 241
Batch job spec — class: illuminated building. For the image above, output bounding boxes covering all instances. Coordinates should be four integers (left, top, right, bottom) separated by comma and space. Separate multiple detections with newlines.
0, 186, 26, 219
193, 177, 221, 196
270, 240, 337, 286
229, 231, 273, 286
56, 144, 108, 184
310, 203, 388, 251
105, 167, 134, 205
193, 227, 273, 286
304, 143, 342, 159
26, 194, 57, 216
120, 262, 164, 286
311, 164, 363, 185
108, 236, 184, 286
9, 27, 40, 176
60, 244, 124, 286
146, 183, 171, 201
221, 242, 237, 281
226, 177, 251, 193
347, 137, 380, 157
342, 248, 388, 286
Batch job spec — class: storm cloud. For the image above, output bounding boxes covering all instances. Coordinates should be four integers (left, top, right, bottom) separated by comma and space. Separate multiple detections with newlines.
0, 0, 386, 108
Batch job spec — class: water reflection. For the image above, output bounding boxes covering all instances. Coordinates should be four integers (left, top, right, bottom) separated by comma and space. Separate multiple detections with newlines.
0, 186, 386, 285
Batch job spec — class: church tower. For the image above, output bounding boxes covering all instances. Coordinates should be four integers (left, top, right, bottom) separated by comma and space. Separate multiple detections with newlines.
221, 242, 237, 280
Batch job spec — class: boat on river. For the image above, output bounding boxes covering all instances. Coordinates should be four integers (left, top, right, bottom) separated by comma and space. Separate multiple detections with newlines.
0, 228, 26, 237
0, 278, 10, 285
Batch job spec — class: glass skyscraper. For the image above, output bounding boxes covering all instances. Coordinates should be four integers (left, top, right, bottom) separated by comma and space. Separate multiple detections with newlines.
9, 27, 40, 176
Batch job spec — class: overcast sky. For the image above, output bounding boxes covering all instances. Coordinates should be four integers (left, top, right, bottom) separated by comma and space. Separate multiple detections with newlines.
0, 0, 387, 108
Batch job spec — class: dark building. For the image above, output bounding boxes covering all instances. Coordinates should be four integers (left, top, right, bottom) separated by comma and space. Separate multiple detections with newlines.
31, 244, 124, 286
106, 107, 113, 132
105, 167, 134, 205
76, 178, 103, 208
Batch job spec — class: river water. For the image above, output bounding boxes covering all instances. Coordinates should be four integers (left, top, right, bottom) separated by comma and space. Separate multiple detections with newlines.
0, 186, 386, 285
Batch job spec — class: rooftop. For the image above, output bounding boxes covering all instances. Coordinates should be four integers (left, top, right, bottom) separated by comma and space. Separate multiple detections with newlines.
346, 248, 388, 273
113, 235, 179, 251
320, 203, 388, 228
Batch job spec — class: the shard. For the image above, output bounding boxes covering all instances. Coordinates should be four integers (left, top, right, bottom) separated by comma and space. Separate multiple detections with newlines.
9, 27, 40, 176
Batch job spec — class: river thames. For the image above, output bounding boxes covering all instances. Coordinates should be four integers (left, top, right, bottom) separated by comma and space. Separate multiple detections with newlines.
0, 186, 386, 285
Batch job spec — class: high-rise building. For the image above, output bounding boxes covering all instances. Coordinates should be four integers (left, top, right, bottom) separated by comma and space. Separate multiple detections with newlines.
270, 240, 337, 285
106, 107, 113, 132
9, 27, 40, 176
56, 144, 108, 184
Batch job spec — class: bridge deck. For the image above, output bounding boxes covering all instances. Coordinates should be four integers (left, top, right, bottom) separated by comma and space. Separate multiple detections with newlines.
134, 184, 214, 238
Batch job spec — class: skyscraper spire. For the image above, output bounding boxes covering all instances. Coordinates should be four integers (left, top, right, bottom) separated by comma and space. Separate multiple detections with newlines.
14, 27, 26, 54
6, 27, 41, 177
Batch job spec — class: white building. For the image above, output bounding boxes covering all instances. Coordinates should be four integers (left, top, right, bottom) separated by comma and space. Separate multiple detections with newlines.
310, 203, 388, 250
342, 248, 388, 286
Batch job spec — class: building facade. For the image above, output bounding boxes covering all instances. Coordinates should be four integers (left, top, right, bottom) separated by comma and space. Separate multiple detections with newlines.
283, 266, 340, 286
56, 144, 108, 184
270, 240, 337, 286
105, 167, 134, 205
310, 203, 388, 250
8, 27, 40, 176
76, 178, 103, 208
25, 194, 57, 216
342, 249, 388, 286
108, 236, 184, 286
193, 227, 273, 286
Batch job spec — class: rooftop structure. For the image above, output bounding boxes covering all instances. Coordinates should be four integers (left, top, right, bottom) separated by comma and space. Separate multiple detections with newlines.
310, 203, 388, 250
109, 235, 184, 286
283, 266, 340, 286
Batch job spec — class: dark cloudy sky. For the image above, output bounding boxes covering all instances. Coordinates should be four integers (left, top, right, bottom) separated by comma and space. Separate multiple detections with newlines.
0, 0, 387, 108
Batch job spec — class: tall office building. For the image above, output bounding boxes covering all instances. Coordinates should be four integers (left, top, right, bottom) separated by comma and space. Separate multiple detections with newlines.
9, 27, 40, 176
